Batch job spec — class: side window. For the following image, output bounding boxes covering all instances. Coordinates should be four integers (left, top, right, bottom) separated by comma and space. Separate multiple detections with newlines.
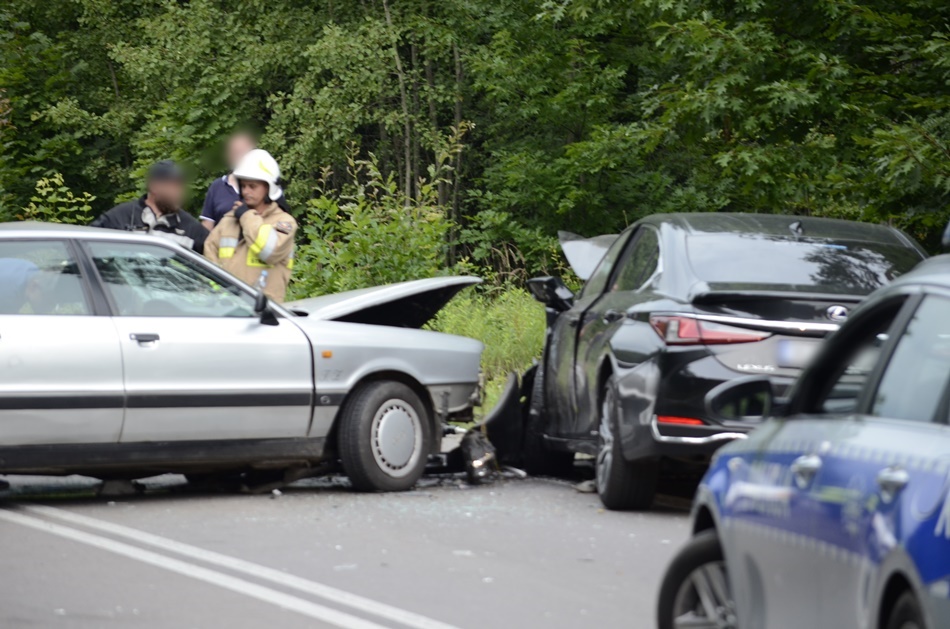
0, 240, 90, 315
87, 241, 256, 318
579, 230, 633, 299
871, 296, 950, 423
611, 228, 659, 292
807, 300, 904, 414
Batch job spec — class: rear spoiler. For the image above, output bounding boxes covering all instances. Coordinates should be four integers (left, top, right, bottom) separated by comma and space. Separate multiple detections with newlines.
690, 290, 865, 305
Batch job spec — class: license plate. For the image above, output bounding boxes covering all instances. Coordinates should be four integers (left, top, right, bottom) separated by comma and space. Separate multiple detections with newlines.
777, 339, 820, 369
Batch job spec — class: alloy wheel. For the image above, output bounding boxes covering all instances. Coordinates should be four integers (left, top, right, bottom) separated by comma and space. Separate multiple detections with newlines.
596, 388, 615, 493
671, 560, 737, 629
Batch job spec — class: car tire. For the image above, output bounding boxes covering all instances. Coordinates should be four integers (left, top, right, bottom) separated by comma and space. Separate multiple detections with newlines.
657, 530, 737, 629
338, 380, 432, 492
885, 592, 925, 629
523, 355, 574, 477
596, 381, 657, 510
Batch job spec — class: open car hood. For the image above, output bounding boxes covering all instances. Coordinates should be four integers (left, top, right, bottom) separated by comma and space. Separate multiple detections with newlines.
559, 231, 618, 281
285, 276, 482, 328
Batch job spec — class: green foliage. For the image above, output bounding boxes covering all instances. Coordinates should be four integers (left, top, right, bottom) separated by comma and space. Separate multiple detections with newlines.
1, 0, 949, 274
288, 148, 453, 298
21, 172, 95, 224
428, 287, 546, 412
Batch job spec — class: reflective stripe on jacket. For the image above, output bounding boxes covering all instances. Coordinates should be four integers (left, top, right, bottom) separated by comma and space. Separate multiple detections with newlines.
204, 202, 297, 302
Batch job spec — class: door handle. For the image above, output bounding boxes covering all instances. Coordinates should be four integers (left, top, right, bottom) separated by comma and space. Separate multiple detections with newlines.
876, 466, 909, 503
790, 454, 822, 489
566, 316, 581, 328
130, 333, 160, 343
603, 309, 625, 324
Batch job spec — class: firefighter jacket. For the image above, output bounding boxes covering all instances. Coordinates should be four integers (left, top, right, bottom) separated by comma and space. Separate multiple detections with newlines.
205, 202, 297, 302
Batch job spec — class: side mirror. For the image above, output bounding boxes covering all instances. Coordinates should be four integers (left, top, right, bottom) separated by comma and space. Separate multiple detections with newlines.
942, 221, 950, 251
254, 291, 279, 326
526, 276, 574, 312
704, 376, 785, 422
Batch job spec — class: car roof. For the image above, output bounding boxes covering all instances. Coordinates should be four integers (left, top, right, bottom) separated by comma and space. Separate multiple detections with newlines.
640, 212, 914, 247
0, 221, 156, 243
887, 254, 950, 291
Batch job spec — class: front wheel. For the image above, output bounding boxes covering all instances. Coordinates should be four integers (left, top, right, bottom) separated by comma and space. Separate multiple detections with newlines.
885, 592, 926, 629
657, 530, 737, 629
338, 380, 432, 492
596, 382, 657, 510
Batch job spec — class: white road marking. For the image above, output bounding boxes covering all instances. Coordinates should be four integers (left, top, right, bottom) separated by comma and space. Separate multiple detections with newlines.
0, 509, 386, 629
25, 505, 460, 629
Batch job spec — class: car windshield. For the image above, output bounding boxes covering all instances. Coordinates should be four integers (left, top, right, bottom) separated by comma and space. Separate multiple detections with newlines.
686, 234, 923, 295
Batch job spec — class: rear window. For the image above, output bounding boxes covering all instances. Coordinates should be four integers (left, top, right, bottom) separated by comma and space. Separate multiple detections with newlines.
686, 235, 923, 295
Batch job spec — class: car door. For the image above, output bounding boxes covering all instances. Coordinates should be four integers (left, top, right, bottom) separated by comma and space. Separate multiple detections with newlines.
545, 229, 634, 437
0, 238, 124, 445
725, 295, 911, 628
573, 226, 661, 437
807, 292, 950, 629
83, 239, 314, 442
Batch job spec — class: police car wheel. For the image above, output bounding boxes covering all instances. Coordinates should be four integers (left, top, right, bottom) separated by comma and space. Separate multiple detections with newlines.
339, 381, 431, 492
657, 530, 737, 629
596, 382, 657, 511
885, 592, 924, 629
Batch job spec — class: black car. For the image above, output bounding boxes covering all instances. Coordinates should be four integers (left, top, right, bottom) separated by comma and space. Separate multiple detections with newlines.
518, 213, 926, 510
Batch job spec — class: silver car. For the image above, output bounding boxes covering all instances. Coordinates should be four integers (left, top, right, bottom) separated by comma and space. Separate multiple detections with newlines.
0, 222, 483, 492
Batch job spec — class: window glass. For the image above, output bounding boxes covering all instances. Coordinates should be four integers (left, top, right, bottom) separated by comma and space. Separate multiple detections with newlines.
579, 230, 632, 299
88, 241, 255, 317
872, 297, 950, 423
611, 228, 659, 292
0, 240, 89, 315
687, 235, 921, 296
811, 305, 901, 414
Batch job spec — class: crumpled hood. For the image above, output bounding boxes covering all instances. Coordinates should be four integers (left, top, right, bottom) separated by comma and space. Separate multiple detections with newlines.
286, 276, 482, 328
559, 231, 618, 281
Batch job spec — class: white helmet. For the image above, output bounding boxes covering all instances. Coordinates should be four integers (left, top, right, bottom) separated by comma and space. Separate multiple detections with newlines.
232, 148, 283, 200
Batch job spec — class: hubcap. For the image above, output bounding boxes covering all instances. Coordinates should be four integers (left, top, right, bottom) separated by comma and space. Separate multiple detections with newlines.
596, 389, 614, 492
672, 561, 737, 629
371, 399, 423, 478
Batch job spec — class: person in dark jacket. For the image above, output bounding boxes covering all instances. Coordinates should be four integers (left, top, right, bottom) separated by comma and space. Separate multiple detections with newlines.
200, 132, 256, 230
90, 160, 207, 254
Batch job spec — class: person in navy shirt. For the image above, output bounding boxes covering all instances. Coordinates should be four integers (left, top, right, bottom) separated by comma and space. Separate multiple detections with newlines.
200, 132, 256, 230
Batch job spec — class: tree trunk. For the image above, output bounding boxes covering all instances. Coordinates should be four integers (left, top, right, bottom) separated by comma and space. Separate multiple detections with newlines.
449, 42, 464, 265
382, 0, 412, 205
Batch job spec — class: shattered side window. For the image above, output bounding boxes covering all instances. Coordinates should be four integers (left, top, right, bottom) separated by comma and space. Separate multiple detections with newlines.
87, 241, 256, 318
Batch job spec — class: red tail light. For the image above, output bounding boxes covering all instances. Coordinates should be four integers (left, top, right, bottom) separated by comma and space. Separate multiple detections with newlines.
650, 315, 771, 345
657, 416, 705, 425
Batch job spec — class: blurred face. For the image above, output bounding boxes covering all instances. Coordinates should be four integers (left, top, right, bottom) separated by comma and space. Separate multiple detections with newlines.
149, 178, 185, 215
240, 179, 269, 208
227, 133, 256, 170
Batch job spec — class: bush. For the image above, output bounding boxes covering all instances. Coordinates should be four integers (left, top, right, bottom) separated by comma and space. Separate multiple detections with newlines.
428, 287, 546, 413
20, 172, 95, 224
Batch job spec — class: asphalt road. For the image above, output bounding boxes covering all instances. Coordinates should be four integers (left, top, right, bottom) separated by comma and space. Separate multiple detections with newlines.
0, 472, 694, 629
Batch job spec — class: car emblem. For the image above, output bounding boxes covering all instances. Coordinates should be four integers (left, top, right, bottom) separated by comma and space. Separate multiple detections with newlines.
826, 305, 849, 322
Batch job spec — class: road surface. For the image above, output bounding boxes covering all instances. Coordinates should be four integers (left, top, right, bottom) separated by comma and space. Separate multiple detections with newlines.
0, 472, 693, 629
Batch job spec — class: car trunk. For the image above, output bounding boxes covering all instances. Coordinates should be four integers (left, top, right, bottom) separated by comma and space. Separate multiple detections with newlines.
690, 290, 864, 377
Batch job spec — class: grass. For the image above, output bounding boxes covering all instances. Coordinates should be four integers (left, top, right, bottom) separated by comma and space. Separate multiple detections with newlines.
428, 287, 546, 414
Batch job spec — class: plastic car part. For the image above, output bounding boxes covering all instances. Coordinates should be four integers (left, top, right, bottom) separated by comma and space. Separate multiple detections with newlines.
650, 315, 771, 345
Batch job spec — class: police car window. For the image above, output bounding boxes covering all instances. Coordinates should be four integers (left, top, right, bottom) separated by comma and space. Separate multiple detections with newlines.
579, 231, 632, 299
0, 241, 89, 315
88, 242, 256, 318
810, 302, 903, 415
871, 296, 950, 423
611, 228, 659, 292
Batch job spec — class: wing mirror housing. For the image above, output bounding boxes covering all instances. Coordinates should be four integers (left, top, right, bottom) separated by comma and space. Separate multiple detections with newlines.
704, 376, 788, 422
254, 291, 279, 326
526, 276, 574, 312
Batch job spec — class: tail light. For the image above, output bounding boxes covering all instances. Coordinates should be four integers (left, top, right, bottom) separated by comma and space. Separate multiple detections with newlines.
650, 315, 771, 345
656, 416, 705, 426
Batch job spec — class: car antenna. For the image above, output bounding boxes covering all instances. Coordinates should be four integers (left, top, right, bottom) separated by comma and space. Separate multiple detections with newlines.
789, 220, 804, 239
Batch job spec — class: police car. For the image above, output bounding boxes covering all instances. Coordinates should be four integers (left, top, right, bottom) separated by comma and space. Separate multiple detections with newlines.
658, 254, 950, 629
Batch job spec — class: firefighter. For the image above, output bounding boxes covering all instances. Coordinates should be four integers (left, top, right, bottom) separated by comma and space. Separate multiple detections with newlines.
204, 149, 297, 302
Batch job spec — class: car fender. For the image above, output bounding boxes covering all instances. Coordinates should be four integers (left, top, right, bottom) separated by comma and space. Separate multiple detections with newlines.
612, 356, 661, 461
870, 547, 937, 629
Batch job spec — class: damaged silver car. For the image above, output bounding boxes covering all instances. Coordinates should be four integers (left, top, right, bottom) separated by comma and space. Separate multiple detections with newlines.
0, 222, 483, 492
